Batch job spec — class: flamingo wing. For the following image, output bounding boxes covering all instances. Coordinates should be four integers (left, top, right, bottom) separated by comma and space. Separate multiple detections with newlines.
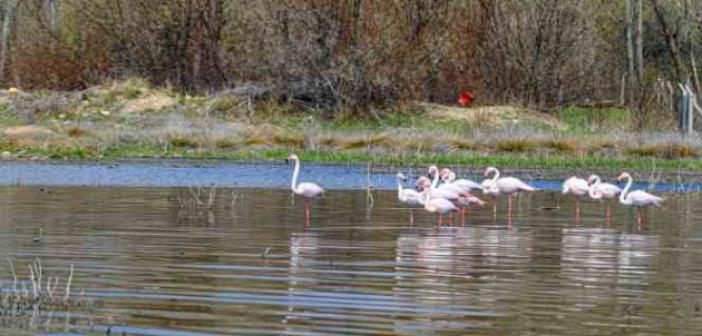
498, 177, 537, 193
627, 190, 663, 207
453, 179, 482, 191
599, 183, 622, 198
432, 188, 460, 200
401, 189, 424, 206
431, 198, 457, 213
296, 182, 324, 198
562, 176, 588, 195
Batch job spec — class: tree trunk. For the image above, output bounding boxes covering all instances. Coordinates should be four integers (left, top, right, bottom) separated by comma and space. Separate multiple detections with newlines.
651, 0, 684, 83
0, 0, 17, 84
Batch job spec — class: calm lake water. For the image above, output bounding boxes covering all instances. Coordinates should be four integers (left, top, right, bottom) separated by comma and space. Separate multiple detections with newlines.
0, 183, 700, 335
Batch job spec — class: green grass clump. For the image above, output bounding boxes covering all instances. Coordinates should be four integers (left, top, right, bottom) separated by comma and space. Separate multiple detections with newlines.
209, 96, 240, 115
556, 106, 630, 132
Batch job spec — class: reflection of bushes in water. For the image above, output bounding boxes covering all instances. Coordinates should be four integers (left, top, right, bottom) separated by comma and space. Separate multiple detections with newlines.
170, 186, 244, 226
171, 185, 243, 211
0, 258, 90, 332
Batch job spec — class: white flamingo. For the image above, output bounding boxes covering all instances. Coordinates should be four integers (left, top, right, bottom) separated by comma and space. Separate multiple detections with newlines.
588, 174, 622, 223
287, 154, 324, 225
562, 176, 590, 216
617, 172, 663, 227
422, 188, 457, 225
439, 168, 482, 192
396, 172, 424, 206
483, 166, 538, 220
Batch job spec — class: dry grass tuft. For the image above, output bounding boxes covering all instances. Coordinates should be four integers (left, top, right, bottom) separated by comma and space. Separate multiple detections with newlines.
449, 138, 479, 151
170, 136, 201, 148
66, 126, 87, 137
337, 133, 390, 149
542, 138, 577, 153
494, 139, 536, 153
272, 132, 305, 148
656, 142, 697, 159
214, 138, 237, 149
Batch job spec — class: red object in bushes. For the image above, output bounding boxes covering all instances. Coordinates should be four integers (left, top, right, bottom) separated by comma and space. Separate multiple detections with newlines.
458, 91, 474, 107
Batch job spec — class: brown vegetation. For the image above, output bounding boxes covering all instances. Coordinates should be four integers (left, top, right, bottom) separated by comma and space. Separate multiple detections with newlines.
0, 0, 696, 126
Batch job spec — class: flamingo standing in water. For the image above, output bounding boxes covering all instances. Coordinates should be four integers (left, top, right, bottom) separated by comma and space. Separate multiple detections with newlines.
587, 174, 621, 223
415, 175, 464, 224
421, 188, 457, 225
483, 166, 538, 219
396, 172, 424, 223
562, 176, 590, 217
287, 154, 324, 225
617, 172, 663, 228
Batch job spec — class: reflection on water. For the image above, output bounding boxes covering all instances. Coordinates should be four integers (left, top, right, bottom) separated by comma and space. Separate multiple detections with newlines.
0, 187, 700, 335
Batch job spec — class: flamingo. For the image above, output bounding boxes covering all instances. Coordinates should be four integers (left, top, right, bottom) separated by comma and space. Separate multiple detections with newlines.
422, 188, 457, 225
617, 172, 663, 228
588, 174, 622, 223
562, 176, 590, 217
286, 154, 324, 225
439, 168, 482, 192
456, 193, 486, 224
483, 166, 538, 218
396, 172, 424, 206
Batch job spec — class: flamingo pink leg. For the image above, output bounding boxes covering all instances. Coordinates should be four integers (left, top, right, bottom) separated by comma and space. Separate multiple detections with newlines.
448, 213, 454, 226
437, 213, 443, 226
461, 207, 466, 225
637, 209, 643, 231
606, 204, 612, 228
304, 198, 311, 226
575, 196, 581, 217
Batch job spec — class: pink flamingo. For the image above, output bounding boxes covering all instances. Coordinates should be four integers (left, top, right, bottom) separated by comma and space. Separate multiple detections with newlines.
617, 172, 663, 228
422, 188, 458, 225
286, 154, 324, 225
562, 176, 589, 217
587, 174, 622, 223
456, 193, 486, 224
439, 168, 482, 192
483, 166, 538, 217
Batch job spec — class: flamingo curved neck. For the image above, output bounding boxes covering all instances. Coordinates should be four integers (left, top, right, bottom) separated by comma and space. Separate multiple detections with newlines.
491, 168, 500, 182
619, 175, 632, 203
589, 177, 602, 199
291, 159, 300, 191
396, 177, 404, 198
431, 171, 439, 189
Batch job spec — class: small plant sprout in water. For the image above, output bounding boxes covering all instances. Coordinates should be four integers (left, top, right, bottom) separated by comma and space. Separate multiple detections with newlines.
1, 258, 88, 332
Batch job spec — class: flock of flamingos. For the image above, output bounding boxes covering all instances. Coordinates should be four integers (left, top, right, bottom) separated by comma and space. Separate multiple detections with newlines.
286, 154, 663, 226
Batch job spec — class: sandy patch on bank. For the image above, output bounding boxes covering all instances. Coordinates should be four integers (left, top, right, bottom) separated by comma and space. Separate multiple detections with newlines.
4, 125, 54, 138
122, 93, 177, 114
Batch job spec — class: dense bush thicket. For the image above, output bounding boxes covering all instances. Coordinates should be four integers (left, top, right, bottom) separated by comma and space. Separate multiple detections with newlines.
0, 0, 701, 116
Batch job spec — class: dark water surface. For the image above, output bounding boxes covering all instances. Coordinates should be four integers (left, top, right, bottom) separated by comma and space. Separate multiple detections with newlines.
0, 185, 700, 335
